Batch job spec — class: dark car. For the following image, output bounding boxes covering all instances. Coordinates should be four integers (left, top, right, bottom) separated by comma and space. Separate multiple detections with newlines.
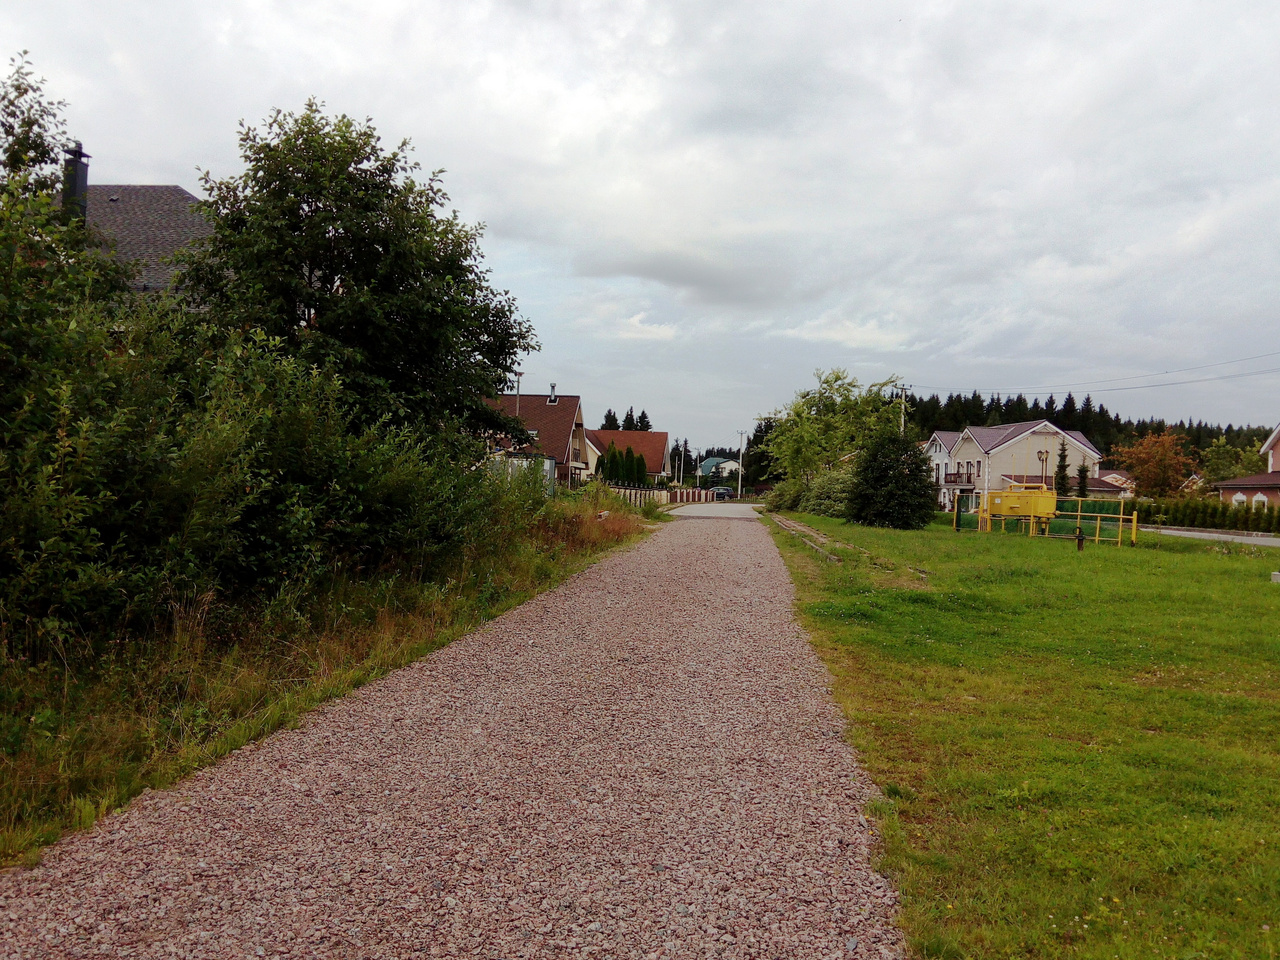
710, 486, 736, 501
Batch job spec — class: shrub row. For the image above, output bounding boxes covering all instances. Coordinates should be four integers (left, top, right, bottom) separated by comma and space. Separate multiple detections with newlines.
1, 293, 547, 664
1145, 497, 1280, 533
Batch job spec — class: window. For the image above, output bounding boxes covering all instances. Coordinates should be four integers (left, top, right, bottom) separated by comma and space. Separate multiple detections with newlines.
1232, 492, 1247, 505
935, 463, 941, 482
976, 460, 981, 478
1253, 493, 1269, 509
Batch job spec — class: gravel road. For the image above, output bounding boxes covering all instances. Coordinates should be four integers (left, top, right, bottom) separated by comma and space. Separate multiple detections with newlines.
0, 509, 902, 959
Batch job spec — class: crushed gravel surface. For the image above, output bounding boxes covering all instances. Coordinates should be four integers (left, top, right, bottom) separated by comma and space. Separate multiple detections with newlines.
0, 511, 903, 959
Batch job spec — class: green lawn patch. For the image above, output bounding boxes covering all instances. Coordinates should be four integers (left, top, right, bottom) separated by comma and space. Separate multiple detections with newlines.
769, 514, 1279, 959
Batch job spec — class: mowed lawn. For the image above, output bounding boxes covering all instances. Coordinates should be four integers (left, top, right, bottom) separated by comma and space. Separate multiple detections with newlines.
769, 514, 1279, 960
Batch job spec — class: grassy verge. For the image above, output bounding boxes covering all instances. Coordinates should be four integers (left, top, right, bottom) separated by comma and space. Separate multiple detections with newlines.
767, 513, 1279, 959
1, 492, 644, 868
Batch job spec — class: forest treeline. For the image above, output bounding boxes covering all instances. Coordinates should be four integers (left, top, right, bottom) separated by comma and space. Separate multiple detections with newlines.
906, 390, 1270, 457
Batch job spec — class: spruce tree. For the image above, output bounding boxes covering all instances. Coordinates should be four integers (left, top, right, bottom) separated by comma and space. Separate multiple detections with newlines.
622, 407, 637, 431
1075, 462, 1089, 498
1054, 440, 1071, 495
601, 409, 620, 430
636, 410, 652, 431
846, 427, 937, 529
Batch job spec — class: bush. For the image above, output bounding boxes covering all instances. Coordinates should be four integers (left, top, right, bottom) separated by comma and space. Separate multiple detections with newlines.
1, 297, 535, 663
797, 467, 855, 518
847, 428, 937, 530
764, 477, 807, 512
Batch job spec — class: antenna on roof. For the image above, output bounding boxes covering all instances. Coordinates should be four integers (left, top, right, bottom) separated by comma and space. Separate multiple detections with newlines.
61, 141, 90, 220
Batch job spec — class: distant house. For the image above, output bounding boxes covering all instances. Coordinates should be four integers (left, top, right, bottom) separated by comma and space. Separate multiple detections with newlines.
925, 420, 1103, 510
85, 184, 211, 291
1213, 424, 1280, 507
584, 429, 670, 482
696, 457, 739, 480
487, 386, 590, 486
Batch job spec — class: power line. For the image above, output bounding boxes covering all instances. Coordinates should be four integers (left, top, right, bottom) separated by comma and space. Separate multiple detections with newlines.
917, 353, 1280, 398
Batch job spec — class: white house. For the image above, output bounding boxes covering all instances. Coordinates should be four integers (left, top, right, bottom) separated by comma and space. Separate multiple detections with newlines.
925, 420, 1104, 510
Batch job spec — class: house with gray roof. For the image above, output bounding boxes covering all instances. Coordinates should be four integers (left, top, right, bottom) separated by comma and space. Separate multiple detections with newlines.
925, 420, 1103, 510
85, 184, 211, 291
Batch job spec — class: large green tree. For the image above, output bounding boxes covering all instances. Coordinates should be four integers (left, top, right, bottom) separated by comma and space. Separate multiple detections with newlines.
763, 370, 897, 481
176, 100, 536, 430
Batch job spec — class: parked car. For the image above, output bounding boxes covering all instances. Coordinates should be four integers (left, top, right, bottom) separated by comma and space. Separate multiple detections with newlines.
710, 486, 736, 501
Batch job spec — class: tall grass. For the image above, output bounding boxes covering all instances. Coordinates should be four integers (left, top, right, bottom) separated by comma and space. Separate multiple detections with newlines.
0, 484, 642, 866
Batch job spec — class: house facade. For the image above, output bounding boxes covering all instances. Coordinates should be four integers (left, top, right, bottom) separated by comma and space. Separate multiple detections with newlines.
488, 387, 590, 486
1212, 424, 1280, 506
926, 420, 1104, 510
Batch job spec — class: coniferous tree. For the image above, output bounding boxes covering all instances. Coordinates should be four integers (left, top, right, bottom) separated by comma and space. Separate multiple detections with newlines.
636, 409, 652, 431
1054, 440, 1071, 495
847, 428, 937, 529
601, 409, 620, 430
636, 454, 648, 484
606, 444, 621, 483
622, 407, 637, 431
1075, 462, 1089, 498
623, 447, 636, 484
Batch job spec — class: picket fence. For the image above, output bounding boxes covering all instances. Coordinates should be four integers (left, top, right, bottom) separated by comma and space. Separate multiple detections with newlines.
606, 485, 719, 507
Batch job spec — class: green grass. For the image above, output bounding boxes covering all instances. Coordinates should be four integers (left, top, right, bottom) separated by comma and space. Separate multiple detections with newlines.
0, 494, 645, 867
768, 513, 1280, 960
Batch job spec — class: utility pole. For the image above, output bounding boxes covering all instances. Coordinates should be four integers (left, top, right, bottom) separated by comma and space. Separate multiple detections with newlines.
737, 430, 747, 499
514, 371, 523, 417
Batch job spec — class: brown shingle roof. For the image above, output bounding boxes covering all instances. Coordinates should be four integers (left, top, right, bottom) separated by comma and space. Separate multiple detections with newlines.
585, 430, 670, 476
86, 185, 211, 290
1213, 471, 1280, 489
488, 394, 583, 464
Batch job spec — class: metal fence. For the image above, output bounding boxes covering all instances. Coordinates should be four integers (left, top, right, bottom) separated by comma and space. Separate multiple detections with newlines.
953, 490, 1138, 545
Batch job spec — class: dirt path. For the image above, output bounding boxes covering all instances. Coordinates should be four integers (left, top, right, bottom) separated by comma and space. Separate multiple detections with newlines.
0, 511, 902, 959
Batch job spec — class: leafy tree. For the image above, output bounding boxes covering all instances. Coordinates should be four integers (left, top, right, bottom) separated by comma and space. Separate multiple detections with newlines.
636, 409, 652, 431
1075, 462, 1089, 498
1202, 436, 1266, 483
600, 408, 620, 430
175, 100, 536, 431
1054, 440, 1071, 496
1, 52, 66, 195
1112, 430, 1196, 497
763, 370, 897, 482
846, 428, 937, 529
622, 407, 637, 431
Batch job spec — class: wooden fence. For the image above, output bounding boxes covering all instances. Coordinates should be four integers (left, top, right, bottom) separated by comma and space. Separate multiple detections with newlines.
606, 486, 718, 506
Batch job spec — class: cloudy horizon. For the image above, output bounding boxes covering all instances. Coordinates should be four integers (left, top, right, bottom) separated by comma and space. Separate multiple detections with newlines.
9, 0, 1279, 447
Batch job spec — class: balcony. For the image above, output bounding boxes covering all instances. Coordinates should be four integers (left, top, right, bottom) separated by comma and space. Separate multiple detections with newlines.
943, 472, 975, 486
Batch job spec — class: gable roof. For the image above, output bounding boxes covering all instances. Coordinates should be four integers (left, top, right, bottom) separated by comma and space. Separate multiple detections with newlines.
585, 429, 670, 475
954, 420, 1102, 458
489, 393, 584, 464
929, 431, 963, 454
86, 185, 211, 290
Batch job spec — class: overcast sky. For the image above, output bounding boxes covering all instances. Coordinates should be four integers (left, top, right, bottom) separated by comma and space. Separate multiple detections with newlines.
9, 1, 1280, 447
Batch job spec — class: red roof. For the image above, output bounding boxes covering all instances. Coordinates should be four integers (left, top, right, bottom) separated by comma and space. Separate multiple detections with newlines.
585, 429, 670, 476
1001, 474, 1128, 493
1214, 471, 1280, 490
487, 394, 583, 464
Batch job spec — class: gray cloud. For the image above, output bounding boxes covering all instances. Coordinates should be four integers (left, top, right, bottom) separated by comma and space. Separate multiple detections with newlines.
8, 0, 1280, 442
